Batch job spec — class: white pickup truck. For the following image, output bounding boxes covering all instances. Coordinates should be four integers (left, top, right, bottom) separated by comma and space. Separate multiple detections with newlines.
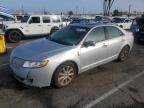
5, 15, 64, 42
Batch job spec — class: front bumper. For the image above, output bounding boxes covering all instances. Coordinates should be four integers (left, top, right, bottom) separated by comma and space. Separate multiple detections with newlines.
10, 64, 53, 88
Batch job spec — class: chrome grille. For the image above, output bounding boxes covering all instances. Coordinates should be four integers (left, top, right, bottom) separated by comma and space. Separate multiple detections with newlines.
11, 57, 25, 69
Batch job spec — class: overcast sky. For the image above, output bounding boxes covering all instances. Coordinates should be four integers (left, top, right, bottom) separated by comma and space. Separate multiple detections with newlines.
1, 0, 144, 13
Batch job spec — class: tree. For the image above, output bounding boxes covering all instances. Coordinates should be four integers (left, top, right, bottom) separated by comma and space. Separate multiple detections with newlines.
103, 0, 115, 16
68, 11, 74, 16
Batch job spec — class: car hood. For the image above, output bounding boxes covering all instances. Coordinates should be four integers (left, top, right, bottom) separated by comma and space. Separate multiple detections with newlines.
11, 38, 71, 60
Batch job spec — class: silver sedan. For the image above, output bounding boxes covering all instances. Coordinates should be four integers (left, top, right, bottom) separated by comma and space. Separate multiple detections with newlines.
10, 24, 134, 88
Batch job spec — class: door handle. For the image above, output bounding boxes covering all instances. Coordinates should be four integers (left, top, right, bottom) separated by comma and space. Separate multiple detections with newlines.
38, 25, 42, 27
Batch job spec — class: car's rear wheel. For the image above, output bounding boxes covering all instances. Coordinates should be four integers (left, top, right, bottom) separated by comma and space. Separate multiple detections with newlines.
7, 30, 22, 43
118, 45, 130, 61
53, 62, 76, 88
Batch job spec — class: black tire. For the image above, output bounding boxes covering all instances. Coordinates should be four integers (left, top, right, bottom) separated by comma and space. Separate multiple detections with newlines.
52, 62, 76, 88
7, 30, 22, 43
118, 45, 130, 61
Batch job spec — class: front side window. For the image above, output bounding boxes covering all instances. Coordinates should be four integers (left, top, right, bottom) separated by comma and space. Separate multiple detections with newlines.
16, 16, 23, 21
21, 16, 30, 23
29, 17, 40, 23
106, 26, 124, 39
43, 17, 50, 23
85, 27, 106, 43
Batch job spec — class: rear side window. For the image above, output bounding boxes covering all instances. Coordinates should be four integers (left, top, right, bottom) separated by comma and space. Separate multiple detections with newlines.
106, 26, 124, 39
52, 17, 60, 23
86, 27, 106, 43
29, 17, 40, 23
43, 17, 50, 23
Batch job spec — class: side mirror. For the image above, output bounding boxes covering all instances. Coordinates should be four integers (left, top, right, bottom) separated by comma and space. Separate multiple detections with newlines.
83, 41, 96, 47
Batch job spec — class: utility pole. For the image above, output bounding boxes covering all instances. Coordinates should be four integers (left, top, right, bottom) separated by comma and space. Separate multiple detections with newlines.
21, 4, 24, 15
75, 6, 78, 16
128, 4, 131, 18
83, 8, 84, 15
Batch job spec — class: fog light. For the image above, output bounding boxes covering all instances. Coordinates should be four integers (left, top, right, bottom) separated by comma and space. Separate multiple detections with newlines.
26, 74, 33, 83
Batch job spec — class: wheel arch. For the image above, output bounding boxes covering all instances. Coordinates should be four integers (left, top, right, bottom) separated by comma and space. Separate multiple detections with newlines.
50, 26, 59, 31
119, 44, 130, 54
50, 60, 79, 85
5, 28, 24, 37
50, 26, 60, 35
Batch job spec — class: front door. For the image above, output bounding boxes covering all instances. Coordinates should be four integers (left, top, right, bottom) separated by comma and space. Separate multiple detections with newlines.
80, 27, 109, 72
42, 16, 52, 34
25, 16, 43, 36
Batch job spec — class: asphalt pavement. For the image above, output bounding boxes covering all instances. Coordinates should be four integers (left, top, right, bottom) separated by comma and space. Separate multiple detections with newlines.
0, 38, 144, 108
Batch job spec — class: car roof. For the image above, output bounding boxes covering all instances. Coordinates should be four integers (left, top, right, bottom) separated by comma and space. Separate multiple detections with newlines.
70, 23, 116, 29
30, 15, 61, 17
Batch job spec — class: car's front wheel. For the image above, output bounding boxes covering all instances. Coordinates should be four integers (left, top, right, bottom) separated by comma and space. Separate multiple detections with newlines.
7, 30, 22, 43
52, 62, 76, 88
118, 45, 130, 61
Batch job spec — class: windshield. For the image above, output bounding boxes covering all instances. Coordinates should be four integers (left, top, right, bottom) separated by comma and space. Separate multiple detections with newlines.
21, 16, 30, 23
49, 26, 90, 46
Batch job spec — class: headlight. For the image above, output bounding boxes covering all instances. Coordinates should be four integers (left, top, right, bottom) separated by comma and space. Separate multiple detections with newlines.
22, 60, 48, 68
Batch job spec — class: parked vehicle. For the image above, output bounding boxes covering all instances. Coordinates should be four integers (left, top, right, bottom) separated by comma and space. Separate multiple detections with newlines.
70, 18, 87, 24
70, 18, 97, 25
10, 23, 134, 88
95, 16, 111, 23
14, 15, 30, 23
61, 16, 70, 27
111, 17, 132, 30
0, 12, 16, 32
5, 15, 63, 43
131, 16, 144, 41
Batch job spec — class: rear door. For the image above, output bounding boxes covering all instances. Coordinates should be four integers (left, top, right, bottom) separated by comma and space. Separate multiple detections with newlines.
42, 16, 52, 34
105, 26, 125, 58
